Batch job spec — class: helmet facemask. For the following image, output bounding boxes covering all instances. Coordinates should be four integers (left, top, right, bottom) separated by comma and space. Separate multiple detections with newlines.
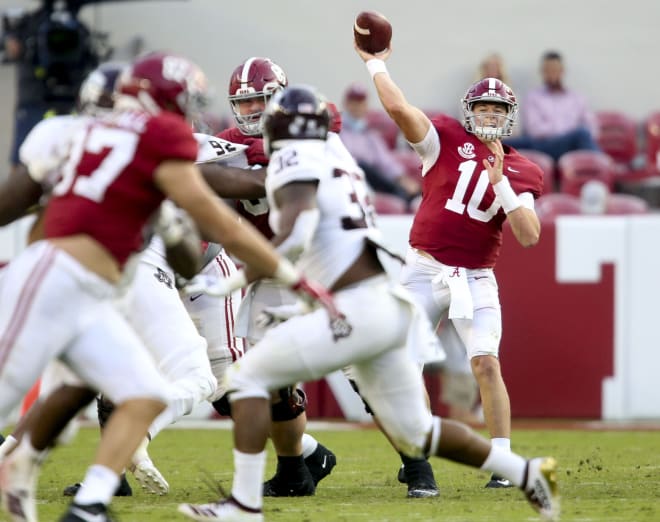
229, 87, 283, 136
464, 103, 517, 141
461, 77, 518, 141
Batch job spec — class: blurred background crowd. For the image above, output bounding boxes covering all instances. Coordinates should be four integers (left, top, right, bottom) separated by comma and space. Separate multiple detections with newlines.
1, 0, 659, 220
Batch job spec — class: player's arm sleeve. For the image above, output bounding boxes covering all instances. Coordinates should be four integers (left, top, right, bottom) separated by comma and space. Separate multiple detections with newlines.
408, 124, 441, 177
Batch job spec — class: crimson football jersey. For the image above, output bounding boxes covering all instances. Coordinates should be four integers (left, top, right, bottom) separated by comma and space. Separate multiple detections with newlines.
410, 115, 543, 268
217, 127, 274, 239
44, 110, 198, 267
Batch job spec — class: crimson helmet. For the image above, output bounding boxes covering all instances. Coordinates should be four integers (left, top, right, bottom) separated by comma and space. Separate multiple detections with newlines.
261, 84, 329, 156
116, 51, 208, 120
228, 57, 288, 136
77, 62, 126, 115
461, 77, 518, 141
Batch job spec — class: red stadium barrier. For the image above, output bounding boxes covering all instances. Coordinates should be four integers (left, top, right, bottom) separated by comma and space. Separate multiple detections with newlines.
305, 220, 616, 420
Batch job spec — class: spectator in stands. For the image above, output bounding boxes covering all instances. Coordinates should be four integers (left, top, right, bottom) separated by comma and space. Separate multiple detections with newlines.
475, 52, 510, 85
339, 82, 420, 207
504, 51, 600, 162
579, 179, 609, 214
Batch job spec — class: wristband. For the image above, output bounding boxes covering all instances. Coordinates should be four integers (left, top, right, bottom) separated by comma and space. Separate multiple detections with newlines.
366, 59, 388, 80
493, 177, 522, 214
273, 259, 300, 286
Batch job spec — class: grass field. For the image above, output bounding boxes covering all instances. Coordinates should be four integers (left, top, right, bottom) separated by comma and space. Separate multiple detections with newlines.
28, 422, 660, 521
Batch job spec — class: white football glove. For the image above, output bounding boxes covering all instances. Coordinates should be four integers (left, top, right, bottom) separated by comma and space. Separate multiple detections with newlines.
255, 301, 312, 329
181, 272, 247, 298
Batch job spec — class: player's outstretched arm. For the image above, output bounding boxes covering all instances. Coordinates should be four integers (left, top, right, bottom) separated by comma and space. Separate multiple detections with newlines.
354, 42, 430, 144
0, 165, 44, 226
155, 160, 282, 280
199, 163, 266, 200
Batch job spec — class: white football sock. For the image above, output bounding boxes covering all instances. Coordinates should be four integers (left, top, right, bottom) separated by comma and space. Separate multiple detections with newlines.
0, 435, 18, 460
480, 445, 525, 487
301, 433, 318, 459
491, 437, 511, 452
231, 449, 266, 510
74, 465, 119, 506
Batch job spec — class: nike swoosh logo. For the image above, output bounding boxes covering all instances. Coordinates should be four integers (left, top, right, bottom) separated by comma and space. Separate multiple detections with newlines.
69, 507, 107, 522
321, 455, 327, 469
507, 166, 520, 173
189, 294, 204, 302
473, 276, 489, 280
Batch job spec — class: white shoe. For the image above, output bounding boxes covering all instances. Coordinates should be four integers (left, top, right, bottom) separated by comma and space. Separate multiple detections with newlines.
0, 452, 40, 522
178, 498, 263, 521
130, 459, 169, 495
524, 457, 560, 521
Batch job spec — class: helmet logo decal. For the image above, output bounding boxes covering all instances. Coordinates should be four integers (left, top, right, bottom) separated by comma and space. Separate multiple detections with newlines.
271, 64, 286, 85
162, 56, 191, 83
458, 143, 476, 159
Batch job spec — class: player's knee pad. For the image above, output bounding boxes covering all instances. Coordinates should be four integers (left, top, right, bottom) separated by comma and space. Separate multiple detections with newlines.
211, 393, 232, 418
96, 394, 115, 428
270, 387, 307, 422
348, 379, 374, 416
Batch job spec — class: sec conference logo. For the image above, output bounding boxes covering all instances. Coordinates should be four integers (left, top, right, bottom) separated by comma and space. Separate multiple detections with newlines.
458, 143, 476, 159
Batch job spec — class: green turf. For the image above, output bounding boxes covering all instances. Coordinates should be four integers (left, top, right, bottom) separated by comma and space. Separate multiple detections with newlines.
31, 425, 660, 521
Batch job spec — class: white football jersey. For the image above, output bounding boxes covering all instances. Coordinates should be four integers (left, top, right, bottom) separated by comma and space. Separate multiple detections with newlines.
20, 115, 92, 190
266, 137, 380, 288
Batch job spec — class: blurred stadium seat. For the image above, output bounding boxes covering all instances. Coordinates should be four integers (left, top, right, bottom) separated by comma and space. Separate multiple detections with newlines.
371, 192, 408, 215
558, 150, 615, 196
365, 109, 399, 150
392, 147, 422, 183
517, 149, 556, 195
535, 193, 581, 221
605, 194, 649, 214
644, 112, 660, 174
596, 111, 639, 171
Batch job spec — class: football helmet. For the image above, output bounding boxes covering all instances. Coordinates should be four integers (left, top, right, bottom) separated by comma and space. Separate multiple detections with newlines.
116, 51, 208, 120
77, 61, 126, 115
262, 84, 330, 156
461, 77, 518, 141
228, 57, 288, 136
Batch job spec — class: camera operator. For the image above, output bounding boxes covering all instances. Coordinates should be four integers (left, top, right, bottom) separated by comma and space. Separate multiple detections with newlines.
3, 0, 99, 171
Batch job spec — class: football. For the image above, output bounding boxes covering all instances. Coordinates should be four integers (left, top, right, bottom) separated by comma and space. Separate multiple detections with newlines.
353, 11, 392, 55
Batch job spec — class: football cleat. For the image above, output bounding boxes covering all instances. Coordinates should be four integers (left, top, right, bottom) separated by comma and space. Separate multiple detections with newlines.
131, 458, 170, 495
59, 502, 115, 522
0, 449, 40, 522
178, 497, 263, 521
63, 474, 133, 497
485, 473, 514, 488
397, 460, 439, 498
263, 455, 315, 497
304, 443, 337, 486
523, 457, 560, 521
